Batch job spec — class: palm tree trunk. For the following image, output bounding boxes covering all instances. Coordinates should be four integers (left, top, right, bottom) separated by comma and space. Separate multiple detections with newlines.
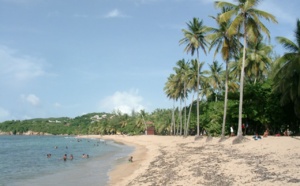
171, 101, 175, 135
237, 22, 247, 137
184, 82, 187, 136
221, 60, 229, 138
186, 92, 195, 136
196, 50, 200, 136
176, 113, 179, 135
180, 100, 183, 135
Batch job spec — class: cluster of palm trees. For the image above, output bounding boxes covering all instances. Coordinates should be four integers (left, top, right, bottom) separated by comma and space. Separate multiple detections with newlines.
164, 0, 300, 138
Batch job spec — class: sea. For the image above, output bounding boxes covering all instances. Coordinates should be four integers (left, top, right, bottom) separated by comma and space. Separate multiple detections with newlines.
0, 135, 134, 186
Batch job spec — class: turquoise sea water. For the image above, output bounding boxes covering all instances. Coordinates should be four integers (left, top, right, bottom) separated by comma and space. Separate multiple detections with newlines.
0, 135, 133, 186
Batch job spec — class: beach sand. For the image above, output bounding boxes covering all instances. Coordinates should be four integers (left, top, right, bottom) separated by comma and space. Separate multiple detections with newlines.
83, 135, 300, 186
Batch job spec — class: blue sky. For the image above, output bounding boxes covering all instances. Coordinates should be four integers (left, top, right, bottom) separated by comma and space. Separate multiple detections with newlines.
0, 0, 299, 121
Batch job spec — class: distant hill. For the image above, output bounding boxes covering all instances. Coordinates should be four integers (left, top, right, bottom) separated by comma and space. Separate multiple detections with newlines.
0, 112, 112, 135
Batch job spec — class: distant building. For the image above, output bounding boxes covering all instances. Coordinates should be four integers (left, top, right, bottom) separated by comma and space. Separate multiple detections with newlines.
145, 121, 155, 135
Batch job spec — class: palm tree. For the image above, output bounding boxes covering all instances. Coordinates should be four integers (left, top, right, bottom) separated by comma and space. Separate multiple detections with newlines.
164, 74, 177, 135
179, 17, 209, 136
185, 59, 207, 136
136, 110, 147, 134
273, 19, 300, 117
173, 59, 190, 135
208, 7, 241, 138
215, 0, 277, 139
245, 38, 273, 84
207, 60, 224, 102
164, 69, 186, 135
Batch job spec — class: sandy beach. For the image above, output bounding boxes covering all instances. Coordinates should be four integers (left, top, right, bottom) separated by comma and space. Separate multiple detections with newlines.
82, 135, 300, 186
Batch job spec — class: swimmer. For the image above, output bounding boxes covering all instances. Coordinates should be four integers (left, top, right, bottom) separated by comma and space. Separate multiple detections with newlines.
128, 156, 133, 162
63, 154, 67, 161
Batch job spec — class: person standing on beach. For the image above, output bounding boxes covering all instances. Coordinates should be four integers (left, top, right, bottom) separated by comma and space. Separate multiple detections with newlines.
230, 126, 234, 136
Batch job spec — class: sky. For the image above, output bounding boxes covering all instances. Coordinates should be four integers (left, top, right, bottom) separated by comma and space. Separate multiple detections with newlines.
0, 0, 299, 122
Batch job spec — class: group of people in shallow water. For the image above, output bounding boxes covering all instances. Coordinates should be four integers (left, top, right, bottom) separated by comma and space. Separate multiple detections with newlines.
62, 154, 74, 161
61, 153, 89, 161
47, 138, 107, 161
46, 145, 90, 161
48, 152, 89, 161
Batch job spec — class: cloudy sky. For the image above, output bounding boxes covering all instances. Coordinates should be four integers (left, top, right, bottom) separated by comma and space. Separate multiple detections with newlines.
0, 0, 299, 121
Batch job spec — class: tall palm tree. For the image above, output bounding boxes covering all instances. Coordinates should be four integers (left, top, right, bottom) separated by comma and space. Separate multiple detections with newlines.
179, 17, 209, 136
208, 7, 240, 138
215, 0, 277, 138
185, 60, 207, 136
164, 59, 190, 136
207, 60, 224, 102
164, 74, 178, 135
273, 19, 300, 117
173, 59, 190, 135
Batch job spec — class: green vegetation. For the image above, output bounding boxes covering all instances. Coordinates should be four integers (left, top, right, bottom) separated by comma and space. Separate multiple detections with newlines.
1, 0, 300, 137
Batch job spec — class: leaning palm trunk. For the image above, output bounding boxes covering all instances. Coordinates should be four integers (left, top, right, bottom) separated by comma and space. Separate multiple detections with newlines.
221, 60, 229, 138
186, 92, 195, 136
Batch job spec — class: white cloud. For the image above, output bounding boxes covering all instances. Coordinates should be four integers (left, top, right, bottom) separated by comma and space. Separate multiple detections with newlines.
0, 45, 47, 85
21, 94, 40, 106
104, 9, 127, 18
100, 89, 145, 114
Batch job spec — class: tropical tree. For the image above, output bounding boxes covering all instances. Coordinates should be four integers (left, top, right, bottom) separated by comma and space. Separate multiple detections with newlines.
245, 38, 273, 84
136, 110, 148, 134
207, 60, 224, 102
164, 74, 178, 135
173, 59, 190, 135
215, 0, 277, 139
179, 17, 209, 136
273, 19, 300, 118
208, 7, 241, 138
185, 60, 208, 136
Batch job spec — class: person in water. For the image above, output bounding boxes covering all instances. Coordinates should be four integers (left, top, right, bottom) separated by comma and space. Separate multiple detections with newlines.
128, 156, 133, 162
63, 154, 67, 161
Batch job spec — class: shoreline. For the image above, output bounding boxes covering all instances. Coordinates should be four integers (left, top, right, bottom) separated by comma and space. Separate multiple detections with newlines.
80, 135, 151, 186
80, 135, 300, 186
